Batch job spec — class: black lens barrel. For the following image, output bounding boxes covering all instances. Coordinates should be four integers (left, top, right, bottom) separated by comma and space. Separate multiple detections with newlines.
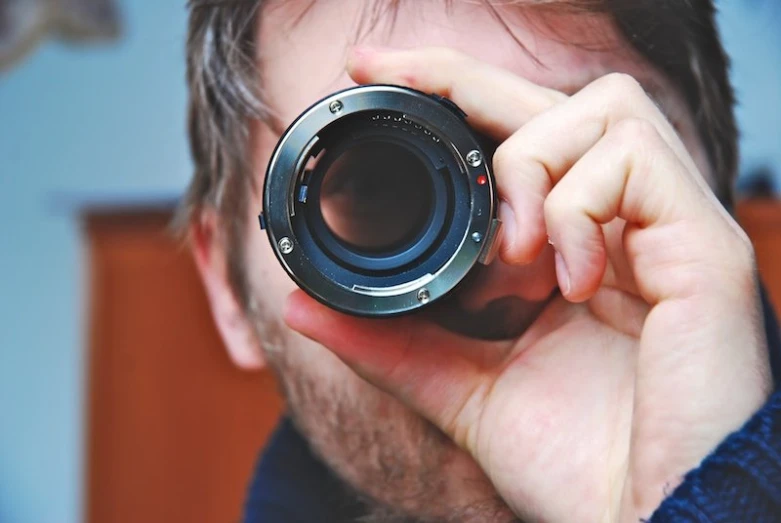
261, 85, 500, 317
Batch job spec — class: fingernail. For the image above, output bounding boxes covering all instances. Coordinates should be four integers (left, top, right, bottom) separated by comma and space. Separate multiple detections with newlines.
498, 199, 517, 258
554, 250, 571, 296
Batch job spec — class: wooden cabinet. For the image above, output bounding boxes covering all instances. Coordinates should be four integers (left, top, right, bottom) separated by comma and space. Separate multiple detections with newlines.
84, 209, 284, 523
82, 200, 781, 523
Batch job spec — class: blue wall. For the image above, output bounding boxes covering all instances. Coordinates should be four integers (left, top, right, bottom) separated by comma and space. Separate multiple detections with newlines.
720, 1, 781, 182
0, 2, 778, 523
0, 3, 190, 523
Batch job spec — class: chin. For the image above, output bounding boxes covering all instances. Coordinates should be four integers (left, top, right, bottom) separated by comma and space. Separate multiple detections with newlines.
270, 334, 514, 521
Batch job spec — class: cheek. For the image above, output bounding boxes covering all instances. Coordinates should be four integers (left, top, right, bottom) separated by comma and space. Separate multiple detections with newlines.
243, 205, 356, 387
242, 184, 355, 379
242, 160, 298, 327
244, 214, 298, 318
245, 123, 300, 318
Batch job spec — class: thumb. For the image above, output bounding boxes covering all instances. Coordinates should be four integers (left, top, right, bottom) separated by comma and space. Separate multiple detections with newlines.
284, 290, 501, 448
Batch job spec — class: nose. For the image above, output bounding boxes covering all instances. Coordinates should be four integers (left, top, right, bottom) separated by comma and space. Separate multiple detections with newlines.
456, 244, 559, 311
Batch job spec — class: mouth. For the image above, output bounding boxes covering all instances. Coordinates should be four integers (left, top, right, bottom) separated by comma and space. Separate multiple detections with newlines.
422, 289, 559, 341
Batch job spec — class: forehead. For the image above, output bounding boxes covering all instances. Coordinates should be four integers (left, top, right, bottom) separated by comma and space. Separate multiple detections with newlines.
257, 0, 679, 126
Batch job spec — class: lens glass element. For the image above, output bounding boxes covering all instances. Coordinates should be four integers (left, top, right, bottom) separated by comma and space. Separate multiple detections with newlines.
320, 141, 433, 253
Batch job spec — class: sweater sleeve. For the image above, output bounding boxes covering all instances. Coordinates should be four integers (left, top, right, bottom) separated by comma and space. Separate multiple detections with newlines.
649, 390, 781, 523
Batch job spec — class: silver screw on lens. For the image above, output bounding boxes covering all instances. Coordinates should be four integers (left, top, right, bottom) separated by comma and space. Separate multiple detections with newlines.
278, 237, 294, 254
417, 288, 431, 304
471, 231, 483, 243
329, 100, 344, 114
466, 150, 482, 167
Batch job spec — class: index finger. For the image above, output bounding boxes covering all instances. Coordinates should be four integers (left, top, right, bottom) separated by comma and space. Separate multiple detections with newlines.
347, 46, 567, 139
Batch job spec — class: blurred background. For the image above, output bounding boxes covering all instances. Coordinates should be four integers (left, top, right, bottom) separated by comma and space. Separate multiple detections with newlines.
0, 2, 779, 523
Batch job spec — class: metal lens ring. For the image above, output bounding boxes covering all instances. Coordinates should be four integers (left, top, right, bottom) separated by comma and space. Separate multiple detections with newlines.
261, 85, 498, 317
302, 125, 455, 273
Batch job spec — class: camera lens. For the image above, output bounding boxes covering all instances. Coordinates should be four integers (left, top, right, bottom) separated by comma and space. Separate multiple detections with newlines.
261, 85, 501, 317
320, 141, 434, 254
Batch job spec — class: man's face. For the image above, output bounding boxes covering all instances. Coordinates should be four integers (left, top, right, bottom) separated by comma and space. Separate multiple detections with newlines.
219, 1, 712, 520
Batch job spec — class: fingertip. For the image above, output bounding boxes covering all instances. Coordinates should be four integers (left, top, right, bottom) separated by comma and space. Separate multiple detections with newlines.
558, 249, 606, 304
347, 45, 401, 82
283, 290, 321, 332
564, 285, 597, 304
497, 200, 546, 266
347, 44, 373, 65
345, 45, 371, 82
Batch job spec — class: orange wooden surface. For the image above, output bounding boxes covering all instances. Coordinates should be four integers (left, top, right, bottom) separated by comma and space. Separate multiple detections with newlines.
84, 210, 284, 523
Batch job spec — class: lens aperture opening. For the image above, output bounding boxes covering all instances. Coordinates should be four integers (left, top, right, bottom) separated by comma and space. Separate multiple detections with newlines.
320, 141, 434, 255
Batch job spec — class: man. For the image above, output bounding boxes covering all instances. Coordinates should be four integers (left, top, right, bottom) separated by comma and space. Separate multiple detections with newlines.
182, 1, 781, 521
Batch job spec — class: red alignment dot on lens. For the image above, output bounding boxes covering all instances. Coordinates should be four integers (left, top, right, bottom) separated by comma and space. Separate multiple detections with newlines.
476, 175, 488, 186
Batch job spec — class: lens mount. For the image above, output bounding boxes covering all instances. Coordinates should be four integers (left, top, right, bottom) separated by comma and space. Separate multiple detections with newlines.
261, 85, 500, 316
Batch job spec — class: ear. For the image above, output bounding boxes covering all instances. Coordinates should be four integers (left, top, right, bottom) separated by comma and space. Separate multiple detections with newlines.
190, 209, 265, 370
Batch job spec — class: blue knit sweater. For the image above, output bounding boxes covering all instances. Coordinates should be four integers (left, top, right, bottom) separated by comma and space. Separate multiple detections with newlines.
650, 392, 781, 522
245, 288, 781, 522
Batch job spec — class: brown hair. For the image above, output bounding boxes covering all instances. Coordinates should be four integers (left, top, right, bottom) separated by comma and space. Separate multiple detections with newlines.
179, 0, 737, 305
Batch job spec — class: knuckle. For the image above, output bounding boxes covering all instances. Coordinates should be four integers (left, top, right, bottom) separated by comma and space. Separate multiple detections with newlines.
543, 190, 570, 224
731, 242, 758, 295
493, 139, 550, 196
703, 222, 757, 292
547, 90, 569, 105
734, 230, 757, 270
599, 72, 645, 98
613, 117, 659, 144
492, 140, 516, 174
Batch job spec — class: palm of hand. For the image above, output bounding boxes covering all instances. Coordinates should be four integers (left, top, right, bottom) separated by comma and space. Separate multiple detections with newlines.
470, 293, 637, 523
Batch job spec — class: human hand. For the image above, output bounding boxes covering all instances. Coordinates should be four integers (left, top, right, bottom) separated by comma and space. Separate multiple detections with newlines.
284, 47, 772, 522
